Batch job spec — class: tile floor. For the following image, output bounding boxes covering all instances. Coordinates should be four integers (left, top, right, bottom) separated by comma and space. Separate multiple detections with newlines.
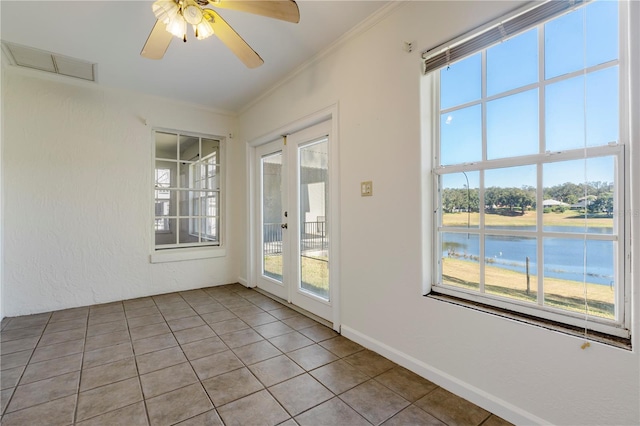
0, 284, 512, 426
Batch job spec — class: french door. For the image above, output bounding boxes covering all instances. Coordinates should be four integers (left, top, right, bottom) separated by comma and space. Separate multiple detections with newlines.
255, 120, 334, 323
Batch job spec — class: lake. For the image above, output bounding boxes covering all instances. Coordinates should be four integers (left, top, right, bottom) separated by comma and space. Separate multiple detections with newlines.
442, 225, 614, 286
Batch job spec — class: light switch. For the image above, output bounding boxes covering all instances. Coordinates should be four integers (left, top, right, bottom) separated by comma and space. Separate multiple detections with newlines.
361, 181, 373, 197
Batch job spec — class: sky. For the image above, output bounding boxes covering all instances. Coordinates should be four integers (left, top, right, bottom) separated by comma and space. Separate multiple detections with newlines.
438, 0, 618, 190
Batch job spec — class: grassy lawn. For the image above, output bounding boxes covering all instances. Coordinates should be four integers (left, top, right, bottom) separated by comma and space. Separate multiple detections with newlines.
443, 210, 614, 228
442, 257, 614, 319
264, 255, 329, 298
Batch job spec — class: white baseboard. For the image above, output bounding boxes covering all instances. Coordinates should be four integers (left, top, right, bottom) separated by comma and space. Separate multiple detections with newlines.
237, 277, 249, 287
340, 325, 548, 426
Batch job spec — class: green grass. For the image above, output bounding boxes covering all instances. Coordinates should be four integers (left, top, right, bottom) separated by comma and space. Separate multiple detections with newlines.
443, 209, 614, 228
442, 257, 614, 319
264, 255, 329, 298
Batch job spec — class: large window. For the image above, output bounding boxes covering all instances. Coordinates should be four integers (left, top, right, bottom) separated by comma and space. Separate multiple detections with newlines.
154, 130, 223, 250
429, 1, 630, 339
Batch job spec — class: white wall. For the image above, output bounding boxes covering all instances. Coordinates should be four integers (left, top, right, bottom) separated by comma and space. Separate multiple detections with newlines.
238, 2, 640, 425
1, 59, 5, 322
2, 69, 243, 316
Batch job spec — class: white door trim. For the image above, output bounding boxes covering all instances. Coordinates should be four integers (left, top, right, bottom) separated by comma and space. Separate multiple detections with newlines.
246, 104, 341, 331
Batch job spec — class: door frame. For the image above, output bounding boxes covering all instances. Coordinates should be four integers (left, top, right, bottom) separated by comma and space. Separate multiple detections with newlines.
246, 104, 341, 331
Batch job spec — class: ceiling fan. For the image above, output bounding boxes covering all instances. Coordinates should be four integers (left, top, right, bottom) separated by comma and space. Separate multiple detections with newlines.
141, 0, 300, 68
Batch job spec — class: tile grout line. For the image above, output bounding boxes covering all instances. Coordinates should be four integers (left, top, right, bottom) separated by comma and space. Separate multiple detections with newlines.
0, 311, 53, 420
221, 288, 295, 424
4, 286, 460, 426
71, 305, 93, 425
189, 293, 252, 418
195, 288, 293, 423
125, 297, 153, 426
2, 288, 315, 424
232, 288, 347, 424
165, 291, 220, 426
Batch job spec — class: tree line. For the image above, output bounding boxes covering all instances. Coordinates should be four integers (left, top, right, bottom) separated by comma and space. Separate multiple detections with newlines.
442, 181, 614, 215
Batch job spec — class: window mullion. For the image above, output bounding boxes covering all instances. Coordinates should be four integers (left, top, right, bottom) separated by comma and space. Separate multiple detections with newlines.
536, 21, 545, 306
536, 163, 544, 306
479, 49, 487, 294
176, 186, 181, 246
175, 135, 181, 246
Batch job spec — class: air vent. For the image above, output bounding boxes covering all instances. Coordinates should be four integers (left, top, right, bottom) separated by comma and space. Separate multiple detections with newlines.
1, 42, 96, 82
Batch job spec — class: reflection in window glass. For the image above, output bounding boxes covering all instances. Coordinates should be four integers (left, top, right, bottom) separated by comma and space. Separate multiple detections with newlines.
202, 216, 218, 242
156, 219, 176, 245
440, 54, 481, 110
487, 89, 538, 159
440, 104, 482, 166
179, 217, 197, 244
155, 132, 178, 160
155, 165, 173, 232
201, 138, 219, 159
154, 131, 222, 249
179, 136, 199, 162
441, 232, 480, 290
487, 28, 538, 96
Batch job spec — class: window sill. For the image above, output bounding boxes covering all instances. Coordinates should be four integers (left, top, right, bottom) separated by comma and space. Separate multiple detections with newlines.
425, 292, 631, 350
150, 246, 226, 263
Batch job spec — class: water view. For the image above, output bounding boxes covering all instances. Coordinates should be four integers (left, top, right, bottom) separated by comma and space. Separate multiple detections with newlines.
443, 225, 614, 286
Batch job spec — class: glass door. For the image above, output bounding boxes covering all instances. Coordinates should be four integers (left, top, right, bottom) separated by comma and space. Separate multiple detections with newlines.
254, 120, 334, 323
289, 127, 332, 321
256, 139, 288, 300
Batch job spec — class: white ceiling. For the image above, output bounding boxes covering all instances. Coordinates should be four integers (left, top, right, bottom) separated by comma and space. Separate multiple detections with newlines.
1, 0, 391, 112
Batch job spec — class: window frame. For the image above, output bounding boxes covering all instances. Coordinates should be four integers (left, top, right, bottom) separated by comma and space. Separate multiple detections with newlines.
151, 128, 226, 262
428, 1, 631, 340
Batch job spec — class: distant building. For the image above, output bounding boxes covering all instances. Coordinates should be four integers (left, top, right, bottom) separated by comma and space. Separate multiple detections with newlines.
543, 199, 569, 207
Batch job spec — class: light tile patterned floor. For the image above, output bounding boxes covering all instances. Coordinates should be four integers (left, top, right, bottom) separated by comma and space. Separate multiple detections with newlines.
0, 284, 512, 426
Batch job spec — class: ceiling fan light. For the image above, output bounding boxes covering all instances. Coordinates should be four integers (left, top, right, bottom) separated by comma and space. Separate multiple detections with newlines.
195, 20, 214, 40
152, 0, 179, 24
182, 2, 204, 26
166, 16, 186, 39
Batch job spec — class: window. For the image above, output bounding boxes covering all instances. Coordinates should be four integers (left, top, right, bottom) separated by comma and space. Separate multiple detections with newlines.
154, 130, 223, 250
155, 168, 171, 231
428, 0, 631, 339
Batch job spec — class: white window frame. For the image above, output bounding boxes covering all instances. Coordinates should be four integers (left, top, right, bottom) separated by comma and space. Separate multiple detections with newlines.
151, 129, 226, 263
429, 1, 632, 340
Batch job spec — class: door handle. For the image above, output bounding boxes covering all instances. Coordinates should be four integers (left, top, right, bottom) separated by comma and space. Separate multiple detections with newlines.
281, 223, 288, 229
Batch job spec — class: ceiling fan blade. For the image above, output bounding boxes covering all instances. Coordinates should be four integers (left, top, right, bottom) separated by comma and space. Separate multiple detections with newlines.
141, 20, 173, 59
211, 0, 300, 23
208, 10, 264, 68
